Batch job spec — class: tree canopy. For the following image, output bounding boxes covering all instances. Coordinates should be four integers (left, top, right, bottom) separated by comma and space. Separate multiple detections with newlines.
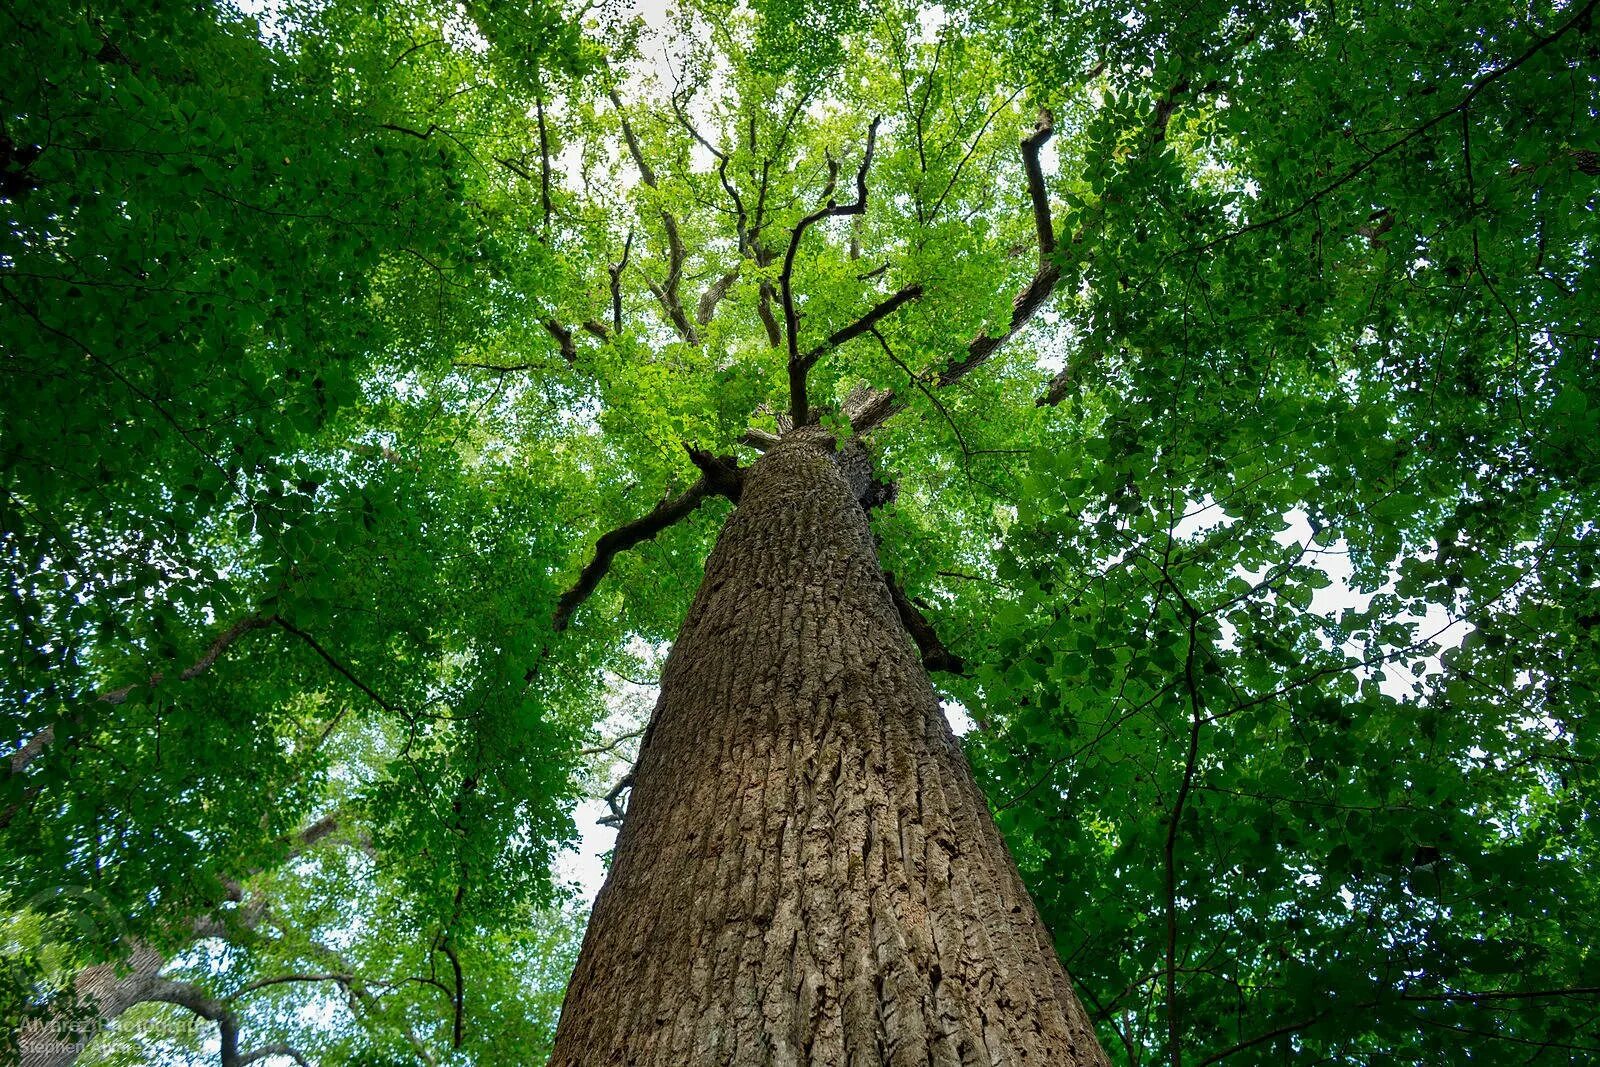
3, 0, 1597, 1063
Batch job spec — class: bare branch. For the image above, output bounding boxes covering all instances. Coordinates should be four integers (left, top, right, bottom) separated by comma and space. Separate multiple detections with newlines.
552, 448, 744, 631
7, 723, 54, 776
441, 938, 465, 1049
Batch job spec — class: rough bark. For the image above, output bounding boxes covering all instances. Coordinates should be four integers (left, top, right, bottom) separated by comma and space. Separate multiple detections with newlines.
550, 429, 1108, 1066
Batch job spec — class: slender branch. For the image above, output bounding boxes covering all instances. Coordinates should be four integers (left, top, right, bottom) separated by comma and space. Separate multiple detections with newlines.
1175, 0, 1598, 260
578, 725, 647, 758
782, 117, 883, 425
797, 284, 925, 374
238, 972, 353, 995
552, 448, 744, 631
869, 327, 971, 459
271, 617, 398, 713
237, 1045, 312, 1067
1165, 592, 1204, 1067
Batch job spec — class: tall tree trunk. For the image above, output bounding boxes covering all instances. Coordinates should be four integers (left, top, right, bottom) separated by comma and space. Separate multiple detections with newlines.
552, 429, 1108, 1066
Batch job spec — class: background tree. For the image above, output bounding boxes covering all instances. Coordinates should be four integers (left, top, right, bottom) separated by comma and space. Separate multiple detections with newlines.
5, 0, 1598, 1063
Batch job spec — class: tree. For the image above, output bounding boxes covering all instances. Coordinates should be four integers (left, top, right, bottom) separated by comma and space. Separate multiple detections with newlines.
4, 0, 1598, 1064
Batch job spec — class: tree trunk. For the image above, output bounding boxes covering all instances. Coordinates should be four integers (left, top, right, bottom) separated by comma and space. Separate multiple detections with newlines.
18, 942, 167, 1067
551, 429, 1108, 1066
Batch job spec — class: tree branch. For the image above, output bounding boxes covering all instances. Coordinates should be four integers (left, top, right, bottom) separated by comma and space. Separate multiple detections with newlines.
237, 1045, 312, 1067
609, 230, 633, 335
782, 117, 883, 426
797, 284, 925, 374
696, 268, 740, 326
851, 110, 1057, 436
271, 617, 398, 713
552, 448, 744, 631
543, 318, 577, 364
609, 91, 698, 345
883, 571, 965, 674
1174, 0, 1598, 260
597, 769, 634, 828
97, 615, 277, 706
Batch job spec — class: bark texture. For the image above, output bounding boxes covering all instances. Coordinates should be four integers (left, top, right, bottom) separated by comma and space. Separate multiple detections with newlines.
551, 429, 1108, 1066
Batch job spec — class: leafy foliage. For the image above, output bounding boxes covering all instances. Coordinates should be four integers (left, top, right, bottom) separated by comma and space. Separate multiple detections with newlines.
4, 0, 1597, 1062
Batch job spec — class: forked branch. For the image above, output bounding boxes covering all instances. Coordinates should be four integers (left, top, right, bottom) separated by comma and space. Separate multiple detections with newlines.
851, 109, 1058, 437
782, 117, 884, 425
609, 92, 699, 344
552, 448, 745, 631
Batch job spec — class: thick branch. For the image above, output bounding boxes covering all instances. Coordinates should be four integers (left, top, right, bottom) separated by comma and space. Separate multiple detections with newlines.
852, 110, 1058, 436
1022, 107, 1055, 260
782, 117, 883, 425
552, 448, 744, 631
740, 428, 782, 452
543, 318, 576, 364
884, 571, 965, 675
696, 268, 740, 326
